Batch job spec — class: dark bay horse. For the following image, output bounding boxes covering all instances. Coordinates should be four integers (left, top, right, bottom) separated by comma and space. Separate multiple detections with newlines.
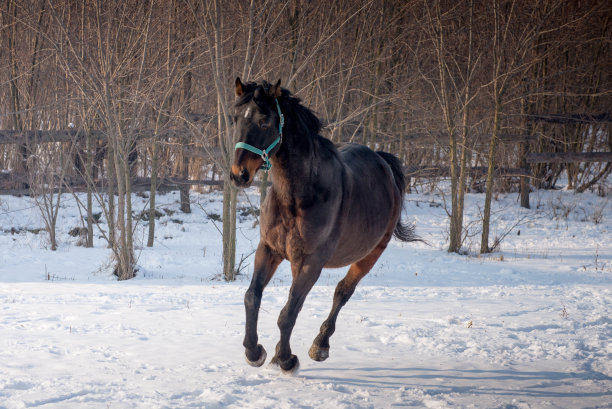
230, 78, 417, 374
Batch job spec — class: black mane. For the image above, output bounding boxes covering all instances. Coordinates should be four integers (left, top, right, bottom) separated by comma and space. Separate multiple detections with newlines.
235, 80, 322, 139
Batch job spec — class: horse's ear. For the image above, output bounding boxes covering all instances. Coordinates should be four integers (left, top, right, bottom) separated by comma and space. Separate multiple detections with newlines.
235, 77, 244, 97
272, 79, 281, 98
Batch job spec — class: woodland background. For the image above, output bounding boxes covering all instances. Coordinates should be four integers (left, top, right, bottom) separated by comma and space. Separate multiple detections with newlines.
0, 0, 610, 279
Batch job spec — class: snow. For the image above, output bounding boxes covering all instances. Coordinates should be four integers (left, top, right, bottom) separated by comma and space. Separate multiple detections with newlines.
0, 185, 611, 408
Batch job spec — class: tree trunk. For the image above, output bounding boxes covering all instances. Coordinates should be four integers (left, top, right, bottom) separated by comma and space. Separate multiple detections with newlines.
147, 141, 158, 247
451, 0, 475, 252
259, 171, 268, 205
6, 0, 28, 186
448, 126, 461, 253
480, 95, 502, 254
222, 173, 237, 281
86, 133, 94, 247
113, 141, 129, 279
180, 137, 191, 213
125, 153, 134, 275
519, 89, 531, 209
107, 147, 116, 250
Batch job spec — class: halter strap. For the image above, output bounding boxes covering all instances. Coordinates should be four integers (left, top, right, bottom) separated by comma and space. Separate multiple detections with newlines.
234, 98, 284, 171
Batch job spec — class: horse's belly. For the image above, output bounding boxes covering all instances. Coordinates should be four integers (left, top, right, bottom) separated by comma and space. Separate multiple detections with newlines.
324, 227, 386, 268
324, 251, 371, 269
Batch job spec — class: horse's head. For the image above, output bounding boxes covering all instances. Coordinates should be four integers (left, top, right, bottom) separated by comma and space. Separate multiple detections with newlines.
230, 77, 284, 188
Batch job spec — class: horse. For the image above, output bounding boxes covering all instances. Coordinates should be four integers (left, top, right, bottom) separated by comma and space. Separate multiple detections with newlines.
230, 78, 418, 374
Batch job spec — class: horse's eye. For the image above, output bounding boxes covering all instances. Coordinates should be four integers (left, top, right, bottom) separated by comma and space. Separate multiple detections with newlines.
259, 120, 269, 130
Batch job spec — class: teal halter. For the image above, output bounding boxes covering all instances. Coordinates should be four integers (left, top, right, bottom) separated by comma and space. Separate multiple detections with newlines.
234, 99, 284, 171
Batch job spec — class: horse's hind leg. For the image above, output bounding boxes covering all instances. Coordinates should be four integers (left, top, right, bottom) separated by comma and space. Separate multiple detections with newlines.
309, 233, 392, 362
244, 243, 282, 367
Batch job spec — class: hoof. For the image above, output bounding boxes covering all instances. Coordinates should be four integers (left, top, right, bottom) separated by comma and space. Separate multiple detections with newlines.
245, 344, 267, 367
308, 344, 329, 362
270, 354, 300, 375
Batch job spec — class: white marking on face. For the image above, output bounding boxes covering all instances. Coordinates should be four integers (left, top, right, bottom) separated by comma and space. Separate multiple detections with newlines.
244, 107, 251, 118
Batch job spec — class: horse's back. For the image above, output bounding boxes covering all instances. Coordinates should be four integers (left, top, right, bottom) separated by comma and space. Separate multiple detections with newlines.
339, 144, 393, 178
338, 144, 398, 199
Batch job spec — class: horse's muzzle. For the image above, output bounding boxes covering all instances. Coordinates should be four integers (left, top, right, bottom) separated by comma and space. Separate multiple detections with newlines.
230, 166, 251, 187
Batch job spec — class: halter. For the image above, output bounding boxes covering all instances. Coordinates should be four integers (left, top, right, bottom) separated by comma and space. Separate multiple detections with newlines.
235, 98, 284, 171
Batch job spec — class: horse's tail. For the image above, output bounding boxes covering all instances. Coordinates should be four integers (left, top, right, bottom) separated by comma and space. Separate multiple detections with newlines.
376, 151, 419, 243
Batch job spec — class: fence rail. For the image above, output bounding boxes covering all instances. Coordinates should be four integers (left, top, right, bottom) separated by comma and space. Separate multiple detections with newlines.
0, 129, 194, 145
0, 177, 226, 196
1, 123, 609, 197
526, 152, 612, 164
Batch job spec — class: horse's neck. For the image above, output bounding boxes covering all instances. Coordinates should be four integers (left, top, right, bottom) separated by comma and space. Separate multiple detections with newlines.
269, 131, 316, 203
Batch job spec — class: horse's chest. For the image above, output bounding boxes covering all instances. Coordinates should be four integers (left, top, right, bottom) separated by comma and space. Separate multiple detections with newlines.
261, 188, 340, 263
263, 216, 306, 262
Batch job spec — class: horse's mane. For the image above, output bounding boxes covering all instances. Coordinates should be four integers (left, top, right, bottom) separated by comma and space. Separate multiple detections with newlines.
236, 81, 323, 141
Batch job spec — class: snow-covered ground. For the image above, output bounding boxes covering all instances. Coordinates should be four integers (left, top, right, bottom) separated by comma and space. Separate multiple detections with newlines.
0, 184, 610, 408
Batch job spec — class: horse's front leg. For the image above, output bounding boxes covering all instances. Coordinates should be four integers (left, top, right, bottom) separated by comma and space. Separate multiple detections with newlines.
244, 243, 282, 367
270, 259, 323, 373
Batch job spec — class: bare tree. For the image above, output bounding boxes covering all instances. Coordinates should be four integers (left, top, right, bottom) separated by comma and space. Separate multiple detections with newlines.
45, 0, 163, 278
28, 142, 72, 250
188, 0, 240, 281
418, 0, 479, 253
480, 0, 563, 253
